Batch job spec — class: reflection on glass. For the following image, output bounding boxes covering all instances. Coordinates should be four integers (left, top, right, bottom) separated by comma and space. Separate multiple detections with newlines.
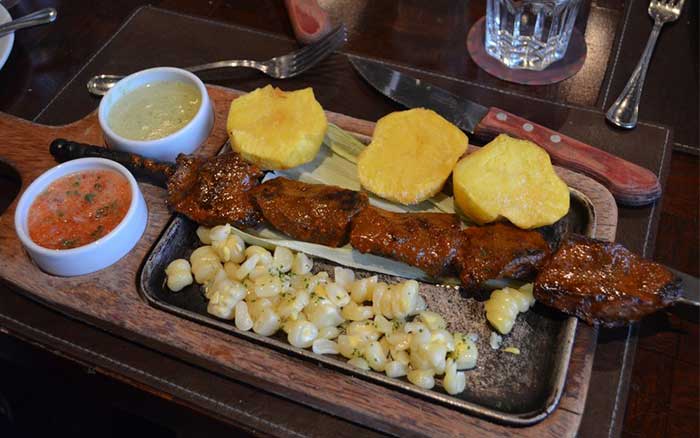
485, 0, 582, 70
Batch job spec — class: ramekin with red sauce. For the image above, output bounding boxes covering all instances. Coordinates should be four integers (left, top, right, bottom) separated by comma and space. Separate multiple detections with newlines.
14, 158, 148, 276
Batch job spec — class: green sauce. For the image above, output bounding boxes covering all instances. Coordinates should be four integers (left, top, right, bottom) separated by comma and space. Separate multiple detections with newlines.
108, 81, 201, 141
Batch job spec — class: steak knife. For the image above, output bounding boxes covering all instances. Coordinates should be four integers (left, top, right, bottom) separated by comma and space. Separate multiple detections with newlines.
348, 56, 662, 207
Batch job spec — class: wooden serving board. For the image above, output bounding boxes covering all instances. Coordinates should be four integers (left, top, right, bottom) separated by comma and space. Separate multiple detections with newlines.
0, 85, 617, 437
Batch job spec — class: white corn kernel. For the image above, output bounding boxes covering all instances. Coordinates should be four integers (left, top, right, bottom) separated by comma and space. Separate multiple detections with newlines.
346, 321, 380, 343
391, 349, 410, 365
312, 339, 339, 355
452, 333, 478, 370
192, 261, 221, 285
235, 254, 260, 280
407, 369, 435, 389
165, 259, 193, 292
223, 261, 240, 280
244, 246, 272, 266
234, 301, 254, 331
334, 267, 355, 290
287, 320, 318, 348
350, 276, 377, 303
254, 274, 282, 298
248, 265, 269, 281
291, 252, 313, 275
347, 357, 370, 371
253, 308, 280, 336
213, 234, 245, 263
364, 341, 387, 371
337, 335, 365, 359
431, 329, 455, 352
318, 326, 341, 340
341, 301, 374, 321
247, 297, 273, 321
384, 361, 408, 378
273, 246, 294, 273
209, 224, 231, 242
423, 342, 447, 375
443, 358, 466, 395
196, 226, 212, 244
418, 311, 447, 331
326, 282, 351, 307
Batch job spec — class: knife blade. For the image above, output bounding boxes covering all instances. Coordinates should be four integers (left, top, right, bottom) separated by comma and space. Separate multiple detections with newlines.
670, 267, 700, 307
348, 55, 662, 207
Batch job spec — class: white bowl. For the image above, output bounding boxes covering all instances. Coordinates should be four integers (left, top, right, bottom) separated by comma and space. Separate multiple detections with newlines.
14, 158, 148, 276
98, 67, 214, 162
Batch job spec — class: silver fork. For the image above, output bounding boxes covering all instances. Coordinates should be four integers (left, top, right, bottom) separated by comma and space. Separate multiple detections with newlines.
87, 25, 347, 96
605, 0, 686, 129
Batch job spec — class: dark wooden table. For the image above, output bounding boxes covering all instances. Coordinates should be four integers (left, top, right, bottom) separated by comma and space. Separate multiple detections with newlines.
0, 1, 697, 437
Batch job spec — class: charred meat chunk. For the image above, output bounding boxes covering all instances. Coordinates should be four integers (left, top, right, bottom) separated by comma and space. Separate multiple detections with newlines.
534, 235, 681, 327
455, 223, 550, 293
167, 152, 264, 227
250, 178, 368, 247
350, 206, 462, 277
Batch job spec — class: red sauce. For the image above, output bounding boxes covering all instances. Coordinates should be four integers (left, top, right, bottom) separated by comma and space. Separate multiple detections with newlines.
28, 169, 132, 250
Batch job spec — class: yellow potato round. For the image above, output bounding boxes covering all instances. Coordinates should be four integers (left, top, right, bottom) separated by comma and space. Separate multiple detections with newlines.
226, 85, 327, 170
453, 134, 570, 229
357, 108, 468, 205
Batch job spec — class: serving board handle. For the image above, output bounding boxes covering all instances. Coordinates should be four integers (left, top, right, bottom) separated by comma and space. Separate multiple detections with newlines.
473, 107, 662, 207
50, 139, 173, 187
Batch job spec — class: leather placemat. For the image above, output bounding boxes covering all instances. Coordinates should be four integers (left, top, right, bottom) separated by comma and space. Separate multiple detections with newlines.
598, 0, 698, 154
29, 5, 673, 436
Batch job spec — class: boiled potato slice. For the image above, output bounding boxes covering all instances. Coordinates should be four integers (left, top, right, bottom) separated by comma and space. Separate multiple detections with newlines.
357, 108, 468, 205
226, 85, 327, 170
453, 134, 569, 229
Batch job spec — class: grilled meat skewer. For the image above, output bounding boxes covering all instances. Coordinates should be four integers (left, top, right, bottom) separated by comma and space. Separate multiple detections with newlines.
349, 206, 462, 278
50, 139, 682, 326
250, 177, 368, 247
453, 223, 551, 293
534, 235, 682, 327
50, 139, 264, 227
167, 153, 264, 227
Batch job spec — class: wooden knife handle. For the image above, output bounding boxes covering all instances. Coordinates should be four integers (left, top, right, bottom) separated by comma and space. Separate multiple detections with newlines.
473, 107, 661, 207
284, 0, 333, 44
49, 138, 174, 187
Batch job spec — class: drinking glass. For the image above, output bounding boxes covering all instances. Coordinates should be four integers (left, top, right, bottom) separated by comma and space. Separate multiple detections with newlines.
485, 0, 582, 70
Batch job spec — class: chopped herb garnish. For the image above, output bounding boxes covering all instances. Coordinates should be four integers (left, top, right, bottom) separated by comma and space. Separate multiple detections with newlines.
84, 193, 96, 203
95, 201, 117, 218
60, 238, 79, 248
65, 190, 80, 196
57, 211, 65, 218
93, 182, 104, 191
95, 206, 109, 218
90, 225, 105, 239
72, 180, 80, 187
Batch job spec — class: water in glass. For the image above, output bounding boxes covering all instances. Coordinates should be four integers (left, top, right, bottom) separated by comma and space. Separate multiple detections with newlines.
485, 0, 582, 70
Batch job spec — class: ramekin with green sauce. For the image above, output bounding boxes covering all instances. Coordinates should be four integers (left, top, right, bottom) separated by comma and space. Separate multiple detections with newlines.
98, 67, 214, 162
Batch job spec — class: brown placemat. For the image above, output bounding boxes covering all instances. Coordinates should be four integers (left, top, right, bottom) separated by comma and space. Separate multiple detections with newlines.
28, 5, 673, 437
598, 0, 698, 154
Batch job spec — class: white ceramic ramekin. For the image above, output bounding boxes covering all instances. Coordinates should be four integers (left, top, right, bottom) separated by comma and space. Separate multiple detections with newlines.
98, 67, 214, 162
14, 158, 148, 276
